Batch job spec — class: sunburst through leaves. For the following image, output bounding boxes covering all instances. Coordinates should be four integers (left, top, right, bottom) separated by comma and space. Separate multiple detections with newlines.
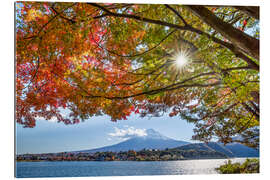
171, 48, 194, 73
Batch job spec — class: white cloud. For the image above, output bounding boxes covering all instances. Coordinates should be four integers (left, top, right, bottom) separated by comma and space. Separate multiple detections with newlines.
108, 126, 147, 140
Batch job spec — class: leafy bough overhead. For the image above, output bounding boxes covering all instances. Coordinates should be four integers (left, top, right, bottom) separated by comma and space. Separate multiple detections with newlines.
16, 2, 259, 148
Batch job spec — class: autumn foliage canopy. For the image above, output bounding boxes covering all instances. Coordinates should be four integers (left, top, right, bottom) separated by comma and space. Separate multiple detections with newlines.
16, 2, 259, 148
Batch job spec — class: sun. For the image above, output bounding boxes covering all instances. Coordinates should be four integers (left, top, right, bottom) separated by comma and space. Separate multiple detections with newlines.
176, 53, 188, 68
173, 49, 191, 71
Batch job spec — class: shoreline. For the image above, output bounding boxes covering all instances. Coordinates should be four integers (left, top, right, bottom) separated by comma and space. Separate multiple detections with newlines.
16, 157, 258, 163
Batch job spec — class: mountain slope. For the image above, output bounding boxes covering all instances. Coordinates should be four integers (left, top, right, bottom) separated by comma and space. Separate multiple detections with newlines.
77, 129, 189, 153
206, 142, 235, 157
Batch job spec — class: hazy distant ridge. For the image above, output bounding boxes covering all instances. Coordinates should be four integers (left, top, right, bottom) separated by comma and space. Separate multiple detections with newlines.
176, 142, 259, 157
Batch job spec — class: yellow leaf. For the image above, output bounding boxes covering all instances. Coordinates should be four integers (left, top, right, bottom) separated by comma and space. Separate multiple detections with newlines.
96, 78, 103, 83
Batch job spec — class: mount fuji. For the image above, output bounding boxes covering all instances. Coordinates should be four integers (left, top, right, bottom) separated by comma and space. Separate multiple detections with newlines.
74, 129, 259, 158
76, 129, 189, 153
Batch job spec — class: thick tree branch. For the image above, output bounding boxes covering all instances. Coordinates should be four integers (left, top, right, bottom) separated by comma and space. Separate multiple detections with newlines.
186, 5, 259, 60
232, 6, 259, 20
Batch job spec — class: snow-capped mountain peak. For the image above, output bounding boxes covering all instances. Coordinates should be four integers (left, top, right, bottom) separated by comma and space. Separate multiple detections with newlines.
142, 129, 170, 140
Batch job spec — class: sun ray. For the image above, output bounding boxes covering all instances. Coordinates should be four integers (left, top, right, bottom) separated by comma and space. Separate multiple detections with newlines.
172, 48, 193, 73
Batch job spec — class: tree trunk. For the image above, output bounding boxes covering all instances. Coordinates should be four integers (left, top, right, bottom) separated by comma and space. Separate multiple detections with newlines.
186, 5, 259, 61
232, 6, 259, 20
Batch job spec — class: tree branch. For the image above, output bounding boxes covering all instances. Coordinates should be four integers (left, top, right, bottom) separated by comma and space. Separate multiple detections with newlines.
24, 3, 77, 40
186, 5, 259, 60
50, 5, 76, 24
89, 26, 177, 58
85, 81, 221, 100
164, 4, 188, 26
242, 102, 259, 119
232, 6, 259, 20
88, 3, 191, 30
84, 71, 221, 100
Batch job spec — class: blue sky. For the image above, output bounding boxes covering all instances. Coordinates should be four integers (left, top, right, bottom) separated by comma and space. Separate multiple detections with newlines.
16, 113, 196, 154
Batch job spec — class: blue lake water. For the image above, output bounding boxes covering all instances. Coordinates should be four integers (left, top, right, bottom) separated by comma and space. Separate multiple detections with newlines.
16, 158, 249, 178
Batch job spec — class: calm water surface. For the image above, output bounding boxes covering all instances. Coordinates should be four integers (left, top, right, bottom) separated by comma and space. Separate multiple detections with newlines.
16, 158, 248, 178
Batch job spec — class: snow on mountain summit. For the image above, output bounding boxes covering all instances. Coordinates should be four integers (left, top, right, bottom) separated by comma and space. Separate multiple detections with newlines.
142, 129, 170, 140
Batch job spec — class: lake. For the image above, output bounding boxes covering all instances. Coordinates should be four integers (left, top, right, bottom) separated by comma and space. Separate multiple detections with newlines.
16, 158, 248, 178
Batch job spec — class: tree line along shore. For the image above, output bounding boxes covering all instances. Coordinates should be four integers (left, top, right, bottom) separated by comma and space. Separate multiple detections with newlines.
16, 148, 228, 162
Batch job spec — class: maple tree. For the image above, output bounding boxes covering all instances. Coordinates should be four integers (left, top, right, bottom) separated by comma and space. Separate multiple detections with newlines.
16, 2, 259, 148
